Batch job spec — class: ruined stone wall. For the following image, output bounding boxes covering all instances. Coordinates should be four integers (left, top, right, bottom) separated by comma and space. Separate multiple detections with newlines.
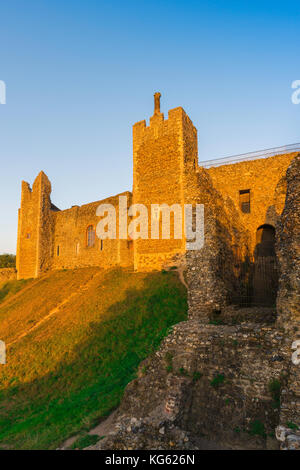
183, 164, 251, 321
94, 318, 290, 450
16, 174, 133, 278
182, 153, 296, 319
276, 155, 300, 332
207, 152, 296, 254
51, 192, 133, 270
16, 172, 53, 279
275, 155, 300, 448
132, 107, 197, 271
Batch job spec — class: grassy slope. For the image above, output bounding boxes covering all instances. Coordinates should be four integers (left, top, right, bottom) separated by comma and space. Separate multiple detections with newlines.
0, 278, 32, 304
0, 267, 187, 449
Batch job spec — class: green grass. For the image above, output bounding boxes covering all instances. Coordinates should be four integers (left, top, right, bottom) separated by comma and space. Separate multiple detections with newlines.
178, 367, 188, 376
210, 374, 225, 388
70, 433, 103, 449
192, 371, 202, 382
248, 420, 266, 438
209, 319, 223, 325
0, 267, 187, 449
286, 422, 298, 431
268, 379, 281, 409
0, 279, 32, 303
165, 351, 173, 372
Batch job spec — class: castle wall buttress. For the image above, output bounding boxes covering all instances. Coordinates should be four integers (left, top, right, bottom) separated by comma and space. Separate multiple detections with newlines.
16, 172, 53, 279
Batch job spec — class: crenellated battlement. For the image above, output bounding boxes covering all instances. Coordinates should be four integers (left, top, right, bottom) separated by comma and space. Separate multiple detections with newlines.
133, 106, 196, 138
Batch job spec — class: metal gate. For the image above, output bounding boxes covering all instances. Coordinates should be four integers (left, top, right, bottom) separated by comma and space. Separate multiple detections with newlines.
231, 225, 278, 307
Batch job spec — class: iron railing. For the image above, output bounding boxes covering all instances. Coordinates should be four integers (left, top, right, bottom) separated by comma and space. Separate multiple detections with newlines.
199, 143, 300, 168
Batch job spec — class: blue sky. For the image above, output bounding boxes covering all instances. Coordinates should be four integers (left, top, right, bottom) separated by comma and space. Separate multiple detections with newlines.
0, 0, 299, 253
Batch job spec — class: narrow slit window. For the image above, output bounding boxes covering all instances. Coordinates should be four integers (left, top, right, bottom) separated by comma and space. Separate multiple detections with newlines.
57, 246, 60, 256
100, 240, 103, 251
75, 242, 80, 255
239, 189, 250, 213
87, 225, 95, 247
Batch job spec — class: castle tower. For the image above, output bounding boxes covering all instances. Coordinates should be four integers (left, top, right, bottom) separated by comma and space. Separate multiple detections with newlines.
132, 93, 198, 271
16, 171, 53, 279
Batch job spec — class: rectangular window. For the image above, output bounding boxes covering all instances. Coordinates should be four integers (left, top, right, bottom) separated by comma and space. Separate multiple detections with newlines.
100, 240, 103, 251
239, 189, 250, 213
87, 226, 95, 247
57, 246, 60, 256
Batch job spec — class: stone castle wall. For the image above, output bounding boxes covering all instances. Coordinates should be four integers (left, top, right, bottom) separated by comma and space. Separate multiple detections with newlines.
276, 155, 300, 333
185, 165, 251, 322
16, 99, 297, 295
275, 155, 300, 449
92, 156, 300, 452
207, 153, 296, 253
16, 172, 52, 279
132, 107, 195, 271
51, 192, 133, 271
16, 175, 133, 279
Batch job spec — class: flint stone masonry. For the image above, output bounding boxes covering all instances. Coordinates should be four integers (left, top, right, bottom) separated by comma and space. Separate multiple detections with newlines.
185, 167, 251, 322
275, 155, 300, 449
276, 155, 300, 334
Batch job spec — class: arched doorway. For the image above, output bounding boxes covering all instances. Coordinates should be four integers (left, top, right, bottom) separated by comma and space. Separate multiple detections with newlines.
253, 225, 278, 306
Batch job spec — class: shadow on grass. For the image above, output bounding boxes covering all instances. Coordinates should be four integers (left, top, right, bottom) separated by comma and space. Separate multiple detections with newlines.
0, 279, 32, 304
0, 271, 187, 450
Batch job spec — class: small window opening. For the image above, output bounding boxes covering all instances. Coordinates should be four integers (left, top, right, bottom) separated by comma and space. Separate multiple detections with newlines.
239, 189, 250, 213
100, 240, 103, 251
75, 242, 80, 255
26, 233, 31, 239
57, 246, 60, 256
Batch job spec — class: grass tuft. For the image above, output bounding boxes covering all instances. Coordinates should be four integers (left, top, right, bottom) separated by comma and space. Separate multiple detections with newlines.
210, 374, 225, 388
70, 433, 102, 449
268, 379, 281, 409
248, 420, 266, 438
